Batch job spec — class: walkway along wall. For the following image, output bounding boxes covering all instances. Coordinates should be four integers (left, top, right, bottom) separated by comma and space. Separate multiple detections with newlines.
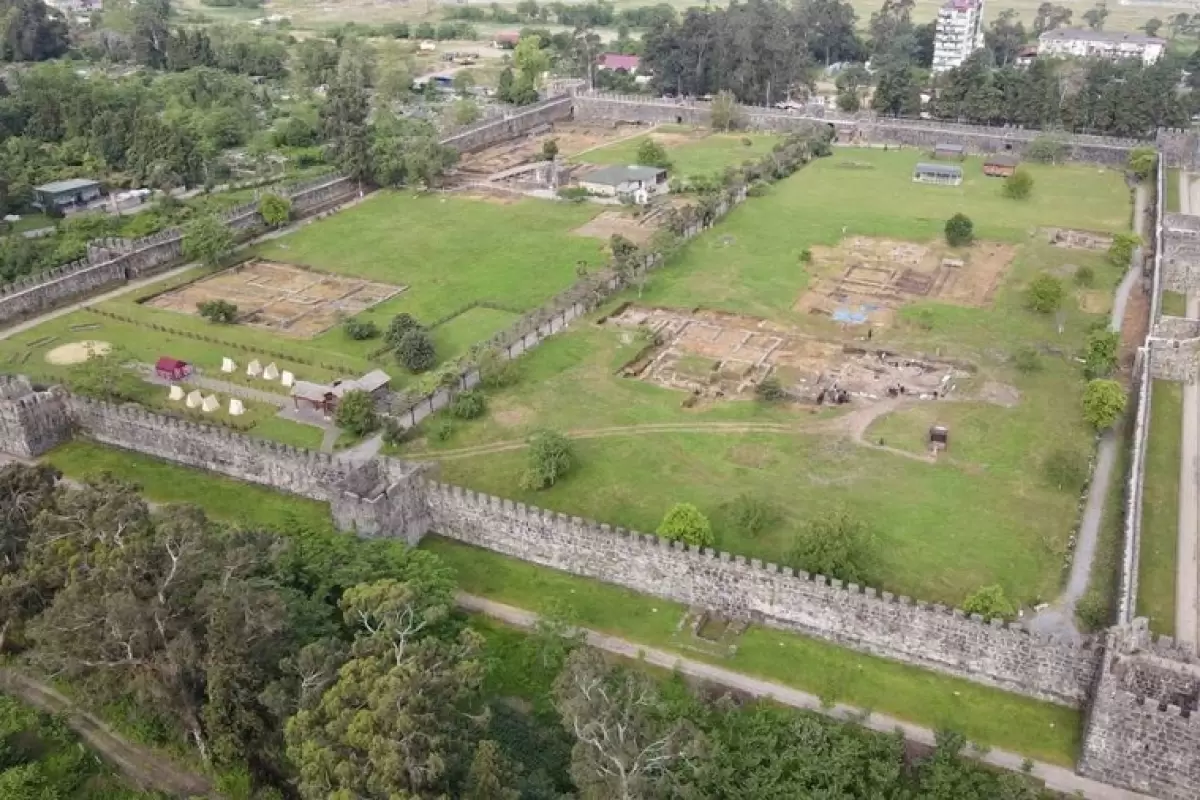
0, 175, 356, 327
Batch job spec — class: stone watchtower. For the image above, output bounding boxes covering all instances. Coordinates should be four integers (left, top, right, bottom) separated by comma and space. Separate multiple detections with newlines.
0, 375, 73, 459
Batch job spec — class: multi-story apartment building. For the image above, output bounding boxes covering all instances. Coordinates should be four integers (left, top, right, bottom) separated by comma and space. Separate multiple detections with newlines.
932, 0, 986, 74
1036, 29, 1166, 65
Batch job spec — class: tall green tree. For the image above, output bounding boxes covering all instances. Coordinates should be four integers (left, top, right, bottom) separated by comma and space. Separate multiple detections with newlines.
0, 0, 68, 62
183, 213, 235, 267
321, 53, 373, 182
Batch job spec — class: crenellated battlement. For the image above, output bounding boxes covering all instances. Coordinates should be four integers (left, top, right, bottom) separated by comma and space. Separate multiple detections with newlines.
420, 478, 1100, 707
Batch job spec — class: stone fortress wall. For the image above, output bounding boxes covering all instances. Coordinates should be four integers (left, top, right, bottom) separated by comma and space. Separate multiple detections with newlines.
0, 381, 1102, 710
7, 92, 1200, 798
0, 174, 356, 327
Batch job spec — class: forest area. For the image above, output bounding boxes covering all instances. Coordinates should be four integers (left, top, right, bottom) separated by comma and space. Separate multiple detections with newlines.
0, 462, 1064, 799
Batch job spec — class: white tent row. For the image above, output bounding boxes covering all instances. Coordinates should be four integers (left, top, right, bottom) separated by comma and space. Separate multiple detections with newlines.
171, 386, 244, 416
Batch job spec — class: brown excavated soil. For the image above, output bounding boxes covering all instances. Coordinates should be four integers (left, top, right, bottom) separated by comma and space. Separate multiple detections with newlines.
45, 340, 111, 365
456, 123, 646, 178
795, 237, 1016, 328
147, 260, 405, 339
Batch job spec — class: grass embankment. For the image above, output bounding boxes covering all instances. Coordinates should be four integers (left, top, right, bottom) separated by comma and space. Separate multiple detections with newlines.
1139, 381, 1183, 635
1166, 168, 1182, 214
38, 444, 1081, 766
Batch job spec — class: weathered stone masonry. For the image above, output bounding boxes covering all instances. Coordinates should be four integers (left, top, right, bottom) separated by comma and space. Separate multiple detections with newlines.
0, 175, 356, 327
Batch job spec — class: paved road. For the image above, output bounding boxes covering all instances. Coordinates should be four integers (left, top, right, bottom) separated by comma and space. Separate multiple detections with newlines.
1030, 183, 1147, 640
0, 668, 216, 798
1177, 172, 1200, 646
458, 593, 1155, 800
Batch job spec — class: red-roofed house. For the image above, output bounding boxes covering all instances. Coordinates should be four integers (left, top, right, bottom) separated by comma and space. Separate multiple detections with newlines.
597, 53, 640, 73
155, 357, 192, 381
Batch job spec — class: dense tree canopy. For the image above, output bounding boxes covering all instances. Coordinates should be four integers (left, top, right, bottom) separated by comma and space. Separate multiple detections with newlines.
0, 0, 68, 62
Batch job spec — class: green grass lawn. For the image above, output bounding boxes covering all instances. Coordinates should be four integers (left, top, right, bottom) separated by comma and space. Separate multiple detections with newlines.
1166, 168, 1182, 214
391, 150, 1128, 607
431, 306, 520, 357
576, 129, 781, 178
424, 537, 1081, 767
1, 212, 54, 236
45, 440, 332, 531
639, 148, 1129, 325
1139, 381, 1182, 635
257, 191, 608, 345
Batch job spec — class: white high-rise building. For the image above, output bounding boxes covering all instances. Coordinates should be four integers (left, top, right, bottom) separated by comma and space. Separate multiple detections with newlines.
932, 0, 986, 74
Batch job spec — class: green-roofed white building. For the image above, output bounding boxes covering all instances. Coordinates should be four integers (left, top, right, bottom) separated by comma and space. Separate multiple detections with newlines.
32, 178, 103, 211
578, 165, 669, 204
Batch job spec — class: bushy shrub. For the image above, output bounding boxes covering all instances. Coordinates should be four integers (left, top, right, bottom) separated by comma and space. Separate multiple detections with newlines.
1083, 329, 1119, 379
787, 509, 875, 585
343, 319, 380, 340
450, 390, 486, 420
636, 138, 672, 169
385, 313, 423, 347
1026, 274, 1065, 313
396, 329, 436, 373
335, 390, 379, 437
944, 213, 974, 247
1002, 169, 1033, 200
1074, 265, 1095, 287
198, 299, 238, 323
722, 493, 779, 538
381, 419, 415, 447
520, 429, 574, 490
1108, 233, 1141, 268
1076, 592, 1111, 631
657, 503, 714, 547
258, 193, 292, 226
1083, 378, 1126, 430
961, 585, 1016, 621
431, 418, 455, 441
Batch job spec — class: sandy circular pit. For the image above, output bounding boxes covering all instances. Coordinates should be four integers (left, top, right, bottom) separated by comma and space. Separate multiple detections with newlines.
45, 340, 112, 365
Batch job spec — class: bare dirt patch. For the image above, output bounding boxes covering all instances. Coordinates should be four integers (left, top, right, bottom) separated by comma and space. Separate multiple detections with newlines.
456, 123, 644, 179
492, 404, 532, 428
45, 340, 111, 365
573, 211, 660, 246
1043, 227, 1114, 250
147, 260, 404, 339
1078, 289, 1111, 315
978, 381, 1021, 407
607, 306, 967, 403
795, 237, 1016, 328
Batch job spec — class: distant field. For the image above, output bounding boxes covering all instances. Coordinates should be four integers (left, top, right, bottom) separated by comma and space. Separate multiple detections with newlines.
576, 128, 781, 179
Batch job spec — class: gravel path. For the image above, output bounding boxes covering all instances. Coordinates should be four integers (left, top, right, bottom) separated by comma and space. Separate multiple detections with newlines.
458, 593, 1155, 800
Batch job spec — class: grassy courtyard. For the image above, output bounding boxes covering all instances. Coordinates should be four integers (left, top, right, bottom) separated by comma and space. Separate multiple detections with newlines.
256, 191, 610, 353
1139, 381, 1182, 635
576, 127, 781, 179
35, 441, 1081, 766
395, 147, 1131, 608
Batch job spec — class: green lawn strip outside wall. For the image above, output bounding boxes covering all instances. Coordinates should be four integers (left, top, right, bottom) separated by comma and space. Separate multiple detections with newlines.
40, 442, 1079, 766
423, 537, 1081, 767
1166, 169, 1182, 214
1139, 381, 1183, 635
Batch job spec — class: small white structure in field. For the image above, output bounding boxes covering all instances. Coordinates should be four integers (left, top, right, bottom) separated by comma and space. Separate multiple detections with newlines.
186, 389, 203, 408
168, 385, 185, 402
228, 397, 245, 416
281, 370, 295, 387
201, 394, 219, 413
247, 359, 263, 377
263, 362, 280, 381
221, 357, 237, 373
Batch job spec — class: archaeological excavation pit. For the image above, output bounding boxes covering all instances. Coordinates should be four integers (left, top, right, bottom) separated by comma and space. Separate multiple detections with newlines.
607, 305, 966, 403
146, 260, 405, 338
795, 236, 1016, 327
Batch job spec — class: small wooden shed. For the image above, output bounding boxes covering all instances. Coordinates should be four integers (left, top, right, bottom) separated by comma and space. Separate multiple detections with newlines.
155, 357, 192, 381
933, 142, 965, 161
983, 154, 1019, 178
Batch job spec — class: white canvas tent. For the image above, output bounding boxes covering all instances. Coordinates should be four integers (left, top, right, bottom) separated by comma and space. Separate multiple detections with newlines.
228, 397, 245, 416
281, 370, 294, 387
168, 385, 185, 401
201, 394, 220, 413
263, 362, 279, 381
185, 390, 203, 408
247, 359, 263, 377
221, 357, 237, 373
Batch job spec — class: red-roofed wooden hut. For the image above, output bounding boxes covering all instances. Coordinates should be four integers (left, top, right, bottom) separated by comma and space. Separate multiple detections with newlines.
155, 357, 192, 381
